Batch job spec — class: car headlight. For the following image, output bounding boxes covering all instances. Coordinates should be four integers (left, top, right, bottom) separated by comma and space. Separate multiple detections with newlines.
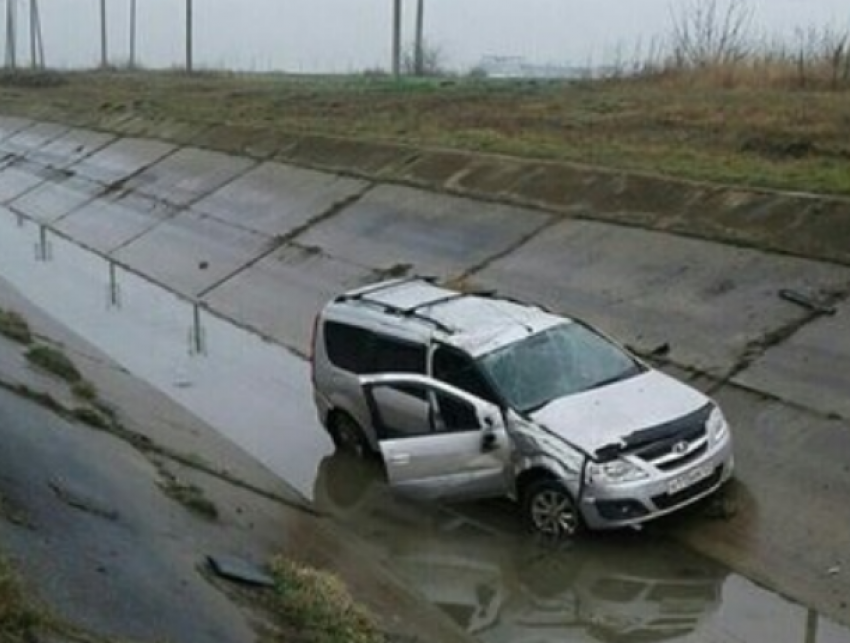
587, 459, 649, 485
707, 406, 729, 443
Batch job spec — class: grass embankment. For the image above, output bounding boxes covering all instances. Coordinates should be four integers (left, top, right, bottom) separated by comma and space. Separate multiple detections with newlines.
0, 69, 848, 195
0, 555, 40, 642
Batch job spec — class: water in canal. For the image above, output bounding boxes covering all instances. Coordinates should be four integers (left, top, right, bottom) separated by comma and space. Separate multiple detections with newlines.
1, 208, 849, 643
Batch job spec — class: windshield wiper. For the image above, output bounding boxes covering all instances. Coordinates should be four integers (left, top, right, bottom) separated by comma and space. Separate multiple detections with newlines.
583, 364, 643, 393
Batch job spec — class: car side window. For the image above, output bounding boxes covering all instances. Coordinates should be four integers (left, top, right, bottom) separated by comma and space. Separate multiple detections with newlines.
369, 383, 482, 439
324, 322, 426, 375
324, 321, 374, 373
432, 346, 499, 404
434, 392, 480, 433
373, 335, 426, 374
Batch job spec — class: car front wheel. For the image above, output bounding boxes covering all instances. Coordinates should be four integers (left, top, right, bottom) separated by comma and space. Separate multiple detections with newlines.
522, 479, 581, 538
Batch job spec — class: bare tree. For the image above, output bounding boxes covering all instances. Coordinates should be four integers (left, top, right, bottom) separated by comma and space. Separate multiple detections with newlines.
670, 0, 753, 68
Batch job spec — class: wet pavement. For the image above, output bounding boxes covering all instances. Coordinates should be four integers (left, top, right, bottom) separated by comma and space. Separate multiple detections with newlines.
1, 117, 850, 640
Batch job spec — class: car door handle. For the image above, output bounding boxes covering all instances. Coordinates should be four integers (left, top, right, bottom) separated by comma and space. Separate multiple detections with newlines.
387, 453, 411, 466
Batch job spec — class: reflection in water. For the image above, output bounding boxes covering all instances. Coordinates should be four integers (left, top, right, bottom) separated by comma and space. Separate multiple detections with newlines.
0, 209, 332, 499
315, 452, 850, 643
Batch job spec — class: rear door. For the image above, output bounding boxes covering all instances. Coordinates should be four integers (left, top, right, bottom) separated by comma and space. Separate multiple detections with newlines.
361, 374, 512, 501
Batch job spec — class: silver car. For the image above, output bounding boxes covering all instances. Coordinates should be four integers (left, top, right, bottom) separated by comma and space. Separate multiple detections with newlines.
311, 277, 734, 537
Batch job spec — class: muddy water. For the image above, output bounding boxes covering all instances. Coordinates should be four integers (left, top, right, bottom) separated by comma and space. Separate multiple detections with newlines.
1, 208, 849, 643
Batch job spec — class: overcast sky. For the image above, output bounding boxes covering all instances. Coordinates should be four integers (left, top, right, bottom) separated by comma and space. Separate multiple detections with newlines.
16, 0, 850, 72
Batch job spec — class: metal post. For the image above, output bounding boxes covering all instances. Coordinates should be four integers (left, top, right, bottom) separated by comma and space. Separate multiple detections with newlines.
6, 0, 17, 70
414, 0, 425, 76
392, 0, 401, 78
185, 0, 193, 73
107, 262, 121, 309
189, 304, 206, 356
29, 0, 44, 69
100, 0, 108, 68
129, 0, 137, 69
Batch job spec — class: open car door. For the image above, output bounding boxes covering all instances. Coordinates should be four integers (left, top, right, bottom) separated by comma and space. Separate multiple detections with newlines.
360, 374, 512, 501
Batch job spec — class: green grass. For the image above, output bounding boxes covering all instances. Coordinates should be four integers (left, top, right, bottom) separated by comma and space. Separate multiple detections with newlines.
0, 309, 32, 345
0, 556, 40, 642
0, 70, 848, 195
268, 558, 384, 643
25, 345, 82, 383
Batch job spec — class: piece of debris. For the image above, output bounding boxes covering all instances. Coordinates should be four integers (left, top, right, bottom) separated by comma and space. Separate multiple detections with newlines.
779, 289, 836, 316
827, 566, 842, 577
208, 555, 275, 587
649, 342, 671, 357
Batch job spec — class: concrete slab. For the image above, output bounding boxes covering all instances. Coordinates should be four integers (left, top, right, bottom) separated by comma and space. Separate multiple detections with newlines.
0, 161, 51, 203
113, 211, 274, 298
474, 219, 850, 376
0, 121, 69, 158
0, 116, 33, 142
203, 245, 376, 353
735, 301, 850, 419
296, 184, 552, 278
192, 162, 368, 237
27, 128, 116, 170
55, 193, 176, 254
124, 147, 256, 207
10, 176, 101, 224
72, 137, 177, 186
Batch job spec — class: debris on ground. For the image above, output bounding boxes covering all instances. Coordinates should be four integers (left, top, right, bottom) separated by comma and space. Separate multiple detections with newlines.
208, 555, 275, 588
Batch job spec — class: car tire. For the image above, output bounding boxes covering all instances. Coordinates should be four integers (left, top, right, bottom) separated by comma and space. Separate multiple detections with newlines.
331, 413, 372, 458
522, 479, 582, 539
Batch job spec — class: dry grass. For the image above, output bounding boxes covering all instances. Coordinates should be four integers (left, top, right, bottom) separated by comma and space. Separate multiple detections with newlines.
267, 558, 384, 643
0, 309, 32, 345
0, 556, 40, 642
0, 69, 848, 194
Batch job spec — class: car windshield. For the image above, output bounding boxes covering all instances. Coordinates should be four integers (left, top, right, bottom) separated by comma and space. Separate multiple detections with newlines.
477, 323, 643, 414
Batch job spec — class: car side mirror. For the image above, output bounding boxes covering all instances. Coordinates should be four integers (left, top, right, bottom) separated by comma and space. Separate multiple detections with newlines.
481, 415, 498, 452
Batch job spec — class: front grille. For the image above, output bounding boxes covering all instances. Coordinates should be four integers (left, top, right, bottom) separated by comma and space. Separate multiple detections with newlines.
651, 466, 723, 510
635, 423, 706, 462
656, 442, 708, 472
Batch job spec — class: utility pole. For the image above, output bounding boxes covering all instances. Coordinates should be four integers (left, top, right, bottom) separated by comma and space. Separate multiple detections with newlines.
129, 0, 137, 68
392, 0, 401, 77
5, 0, 17, 70
414, 0, 425, 76
29, 0, 44, 69
185, 0, 193, 73
99, 0, 108, 68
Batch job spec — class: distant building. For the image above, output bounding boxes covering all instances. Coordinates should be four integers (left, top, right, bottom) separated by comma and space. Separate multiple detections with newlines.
474, 55, 613, 80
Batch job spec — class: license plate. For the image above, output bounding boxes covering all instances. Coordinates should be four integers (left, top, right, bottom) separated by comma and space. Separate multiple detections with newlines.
667, 464, 713, 495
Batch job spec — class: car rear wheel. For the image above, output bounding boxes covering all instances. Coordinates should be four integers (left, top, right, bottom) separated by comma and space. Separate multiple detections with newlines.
522, 479, 581, 539
331, 413, 371, 458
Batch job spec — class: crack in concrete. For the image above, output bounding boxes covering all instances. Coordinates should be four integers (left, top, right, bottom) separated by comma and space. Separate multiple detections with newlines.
196, 181, 376, 299
454, 214, 562, 285
706, 287, 850, 398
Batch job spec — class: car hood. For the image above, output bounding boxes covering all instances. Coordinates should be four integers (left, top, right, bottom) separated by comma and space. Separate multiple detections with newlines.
529, 369, 709, 455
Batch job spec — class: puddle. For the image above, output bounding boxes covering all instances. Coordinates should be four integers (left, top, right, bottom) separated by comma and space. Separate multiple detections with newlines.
316, 452, 850, 643
2, 206, 850, 643
0, 208, 331, 499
